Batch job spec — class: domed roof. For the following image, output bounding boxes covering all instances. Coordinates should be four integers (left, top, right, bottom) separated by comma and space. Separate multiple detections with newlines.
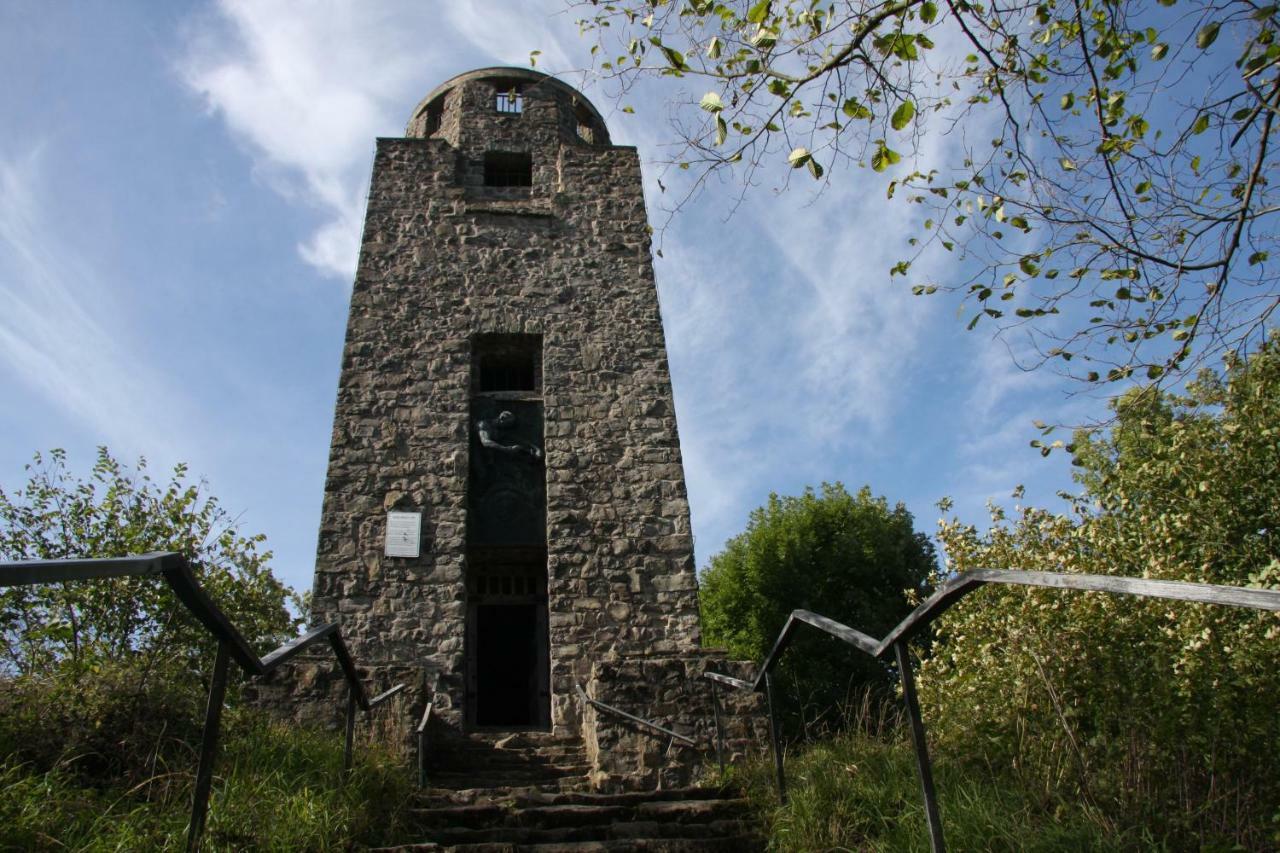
408, 67, 609, 133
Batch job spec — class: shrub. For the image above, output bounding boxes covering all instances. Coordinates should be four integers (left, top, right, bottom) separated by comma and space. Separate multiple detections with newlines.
700, 483, 936, 737
0, 447, 301, 683
921, 337, 1280, 848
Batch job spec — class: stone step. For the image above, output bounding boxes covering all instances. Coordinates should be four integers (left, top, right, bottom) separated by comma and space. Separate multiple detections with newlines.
417, 786, 733, 810
418, 784, 581, 808
379, 838, 763, 852
428, 748, 588, 772
383, 734, 764, 852
425, 767, 589, 787
410, 798, 751, 830
512, 786, 736, 808
397, 818, 755, 847
429, 760, 586, 776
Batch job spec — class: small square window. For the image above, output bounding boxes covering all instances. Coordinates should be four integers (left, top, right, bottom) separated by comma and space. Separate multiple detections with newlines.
425, 99, 444, 136
479, 356, 535, 392
473, 333, 541, 393
483, 151, 532, 188
495, 85, 523, 114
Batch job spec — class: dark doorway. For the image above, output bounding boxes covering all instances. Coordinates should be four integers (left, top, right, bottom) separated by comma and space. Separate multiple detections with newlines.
464, 550, 551, 730
475, 604, 538, 727
467, 334, 548, 730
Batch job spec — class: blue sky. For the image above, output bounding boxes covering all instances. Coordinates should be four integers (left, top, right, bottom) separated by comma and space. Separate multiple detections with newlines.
0, 1, 1099, 597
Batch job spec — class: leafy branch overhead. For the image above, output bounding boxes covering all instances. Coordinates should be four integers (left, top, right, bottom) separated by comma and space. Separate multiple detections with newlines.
574, 0, 1280, 386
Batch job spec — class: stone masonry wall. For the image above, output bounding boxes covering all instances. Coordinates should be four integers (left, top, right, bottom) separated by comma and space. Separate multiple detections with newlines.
308, 69, 701, 738
582, 653, 769, 791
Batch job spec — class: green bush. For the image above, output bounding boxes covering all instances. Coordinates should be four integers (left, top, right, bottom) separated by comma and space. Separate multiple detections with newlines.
921, 337, 1280, 849
700, 483, 936, 737
0, 449, 410, 850
0, 447, 301, 682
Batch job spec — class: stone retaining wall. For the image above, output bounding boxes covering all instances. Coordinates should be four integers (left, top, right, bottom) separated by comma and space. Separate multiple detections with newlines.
582, 652, 769, 791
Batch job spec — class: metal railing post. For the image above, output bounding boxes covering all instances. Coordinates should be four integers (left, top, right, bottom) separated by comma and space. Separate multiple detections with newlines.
417, 678, 437, 789
418, 726, 428, 788
342, 685, 357, 782
709, 677, 726, 776
764, 672, 787, 803
895, 641, 945, 853
187, 641, 231, 853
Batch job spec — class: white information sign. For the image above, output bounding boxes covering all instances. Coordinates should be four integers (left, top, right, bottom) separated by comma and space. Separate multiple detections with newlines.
385, 511, 422, 558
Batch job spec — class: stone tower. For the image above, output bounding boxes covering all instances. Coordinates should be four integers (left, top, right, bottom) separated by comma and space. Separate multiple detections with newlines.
308, 68, 704, 738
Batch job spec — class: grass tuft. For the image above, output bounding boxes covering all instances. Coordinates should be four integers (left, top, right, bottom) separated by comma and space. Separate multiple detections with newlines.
729, 697, 1160, 852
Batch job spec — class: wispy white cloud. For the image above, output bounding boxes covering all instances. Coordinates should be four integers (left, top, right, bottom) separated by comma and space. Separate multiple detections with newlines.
0, 147, 188, 460
178, 0, 442, 278
440, 0, 579, 74
178, 0, 589, 280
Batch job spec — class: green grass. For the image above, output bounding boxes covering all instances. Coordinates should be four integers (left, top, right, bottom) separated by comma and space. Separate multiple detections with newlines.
0, 708, 415, 852
730, 728, 1161, 852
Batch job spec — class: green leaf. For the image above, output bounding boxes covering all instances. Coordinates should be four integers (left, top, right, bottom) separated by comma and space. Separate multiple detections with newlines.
920, 1, 938, 23
751, 25, 778, 48
788, 147, 812, 168
747, 0, 771, 24
871, 141, 901, 172
1061, 93, 1075, 110
1151, 42, 1169, 60
715, 114, 728, 146
1191, 113, 1210, 135
891, 100, 916, 131
842, 98, 872, 120
700, 91, 724, 112
659, 44, 688, 71
1196, 21, 1221, 49
1249, 251, 1269, 265
807, 156, 823, 179
707, 36, 723, 59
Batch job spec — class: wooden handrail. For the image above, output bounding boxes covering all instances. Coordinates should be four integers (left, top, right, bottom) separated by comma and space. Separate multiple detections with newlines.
0, 551, 401, 851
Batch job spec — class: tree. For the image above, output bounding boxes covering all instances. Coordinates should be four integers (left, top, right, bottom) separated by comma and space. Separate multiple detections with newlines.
919, 334, 1280, 847
700, 483, 936, 734
575, 0, 1280, 388
0, 448, 300, 680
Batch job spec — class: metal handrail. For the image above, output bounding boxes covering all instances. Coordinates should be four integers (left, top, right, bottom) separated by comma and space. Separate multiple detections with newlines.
0, 551, 403, 852
416, 673, 439, 788
575, 682, 697, 746
703, 568, 1280, 853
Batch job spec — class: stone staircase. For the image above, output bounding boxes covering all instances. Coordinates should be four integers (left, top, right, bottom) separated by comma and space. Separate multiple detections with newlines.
374, 732, 763, 852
